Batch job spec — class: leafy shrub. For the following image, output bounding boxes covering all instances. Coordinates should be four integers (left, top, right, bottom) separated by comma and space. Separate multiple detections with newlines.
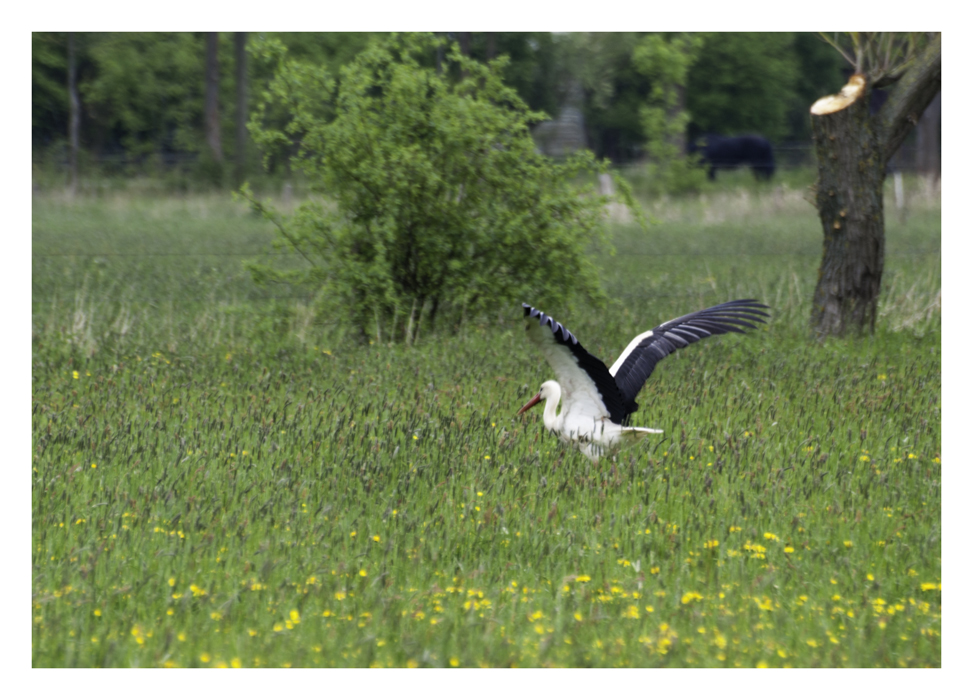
243, 33, 638, 343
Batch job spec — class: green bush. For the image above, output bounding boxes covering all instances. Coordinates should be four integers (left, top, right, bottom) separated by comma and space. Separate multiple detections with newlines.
243, 33, 638, 343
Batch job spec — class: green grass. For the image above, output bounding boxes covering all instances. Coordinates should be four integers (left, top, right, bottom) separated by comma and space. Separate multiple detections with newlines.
31, 184, 941, 667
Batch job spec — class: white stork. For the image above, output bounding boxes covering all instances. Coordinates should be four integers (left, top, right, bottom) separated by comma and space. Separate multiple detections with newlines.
518, 299, 769, 461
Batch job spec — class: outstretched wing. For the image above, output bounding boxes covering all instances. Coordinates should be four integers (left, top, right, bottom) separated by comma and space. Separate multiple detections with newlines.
609, 299, 769, 411
522, 304, 629, 424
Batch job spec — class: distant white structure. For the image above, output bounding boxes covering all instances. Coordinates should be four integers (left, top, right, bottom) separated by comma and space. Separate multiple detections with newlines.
532, 82, 588, 157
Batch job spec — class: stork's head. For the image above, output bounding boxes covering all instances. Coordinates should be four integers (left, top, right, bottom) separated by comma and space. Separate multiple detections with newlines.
517, 380, 559, 415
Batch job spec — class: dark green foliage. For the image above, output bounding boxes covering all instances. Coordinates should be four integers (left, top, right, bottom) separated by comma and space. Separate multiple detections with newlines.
687, 33, 799, 143
32, 32, 69, 142
569, 33, 652, 162
245, 33, 636, 343
789, 33, 848, 141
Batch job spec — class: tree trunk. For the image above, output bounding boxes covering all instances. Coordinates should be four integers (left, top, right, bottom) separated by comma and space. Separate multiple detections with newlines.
67, 32, 80, 196
809, 35, 940, 338
204, 32, 223, 163
458, 32, 471, 79
234, 32, 248, 186
486, 32, 496, 61
916, 89, 941, 182
809, 74, 885, 337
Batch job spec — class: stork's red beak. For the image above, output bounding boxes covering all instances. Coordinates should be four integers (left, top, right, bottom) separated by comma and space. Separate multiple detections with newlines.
518, 392, 542, 415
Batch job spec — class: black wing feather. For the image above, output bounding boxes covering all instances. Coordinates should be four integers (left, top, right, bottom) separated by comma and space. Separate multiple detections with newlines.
612, 299, 769, 413
522, 304, 629, 424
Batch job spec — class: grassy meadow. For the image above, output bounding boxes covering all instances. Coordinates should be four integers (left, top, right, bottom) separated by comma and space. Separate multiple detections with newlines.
31, 176, 941, 667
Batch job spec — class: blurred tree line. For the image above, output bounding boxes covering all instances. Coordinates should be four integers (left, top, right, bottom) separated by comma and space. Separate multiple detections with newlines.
32, 32, 847, 184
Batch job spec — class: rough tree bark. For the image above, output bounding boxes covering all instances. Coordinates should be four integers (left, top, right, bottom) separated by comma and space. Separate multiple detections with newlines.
204, 32, 223, 164
67, 32, 80, 196
234, 32, 248, 186
809, 35, 941, 337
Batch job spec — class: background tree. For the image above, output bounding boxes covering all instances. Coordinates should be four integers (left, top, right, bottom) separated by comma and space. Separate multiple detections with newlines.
916, 89, 941, 181
787, 33, 848, 141
83, 32, 204, 158
67, 32, 80, 194
244, 34, 638, 343
808, 32, 941, 337
568, 32, 651, 162
686, 32, 798, 144
204, 32, 223, 170
32, 33, 69, 150
632, 33, 705, 192
234, 32, 249, 186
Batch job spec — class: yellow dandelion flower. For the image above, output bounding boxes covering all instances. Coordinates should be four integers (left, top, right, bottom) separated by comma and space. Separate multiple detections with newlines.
200, 653, 211, 663
576, 575, 591, 583
450, 657, 459, 667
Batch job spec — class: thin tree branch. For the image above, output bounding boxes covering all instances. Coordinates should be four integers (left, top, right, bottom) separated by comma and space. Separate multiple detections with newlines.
878, 33, 941, 163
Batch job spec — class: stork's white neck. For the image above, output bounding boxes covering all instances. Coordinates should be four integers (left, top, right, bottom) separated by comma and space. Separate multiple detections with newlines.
543, 381, 563, 433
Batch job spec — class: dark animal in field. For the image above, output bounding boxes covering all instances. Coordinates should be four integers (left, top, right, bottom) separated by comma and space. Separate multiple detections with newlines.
689, 134, 776, 181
